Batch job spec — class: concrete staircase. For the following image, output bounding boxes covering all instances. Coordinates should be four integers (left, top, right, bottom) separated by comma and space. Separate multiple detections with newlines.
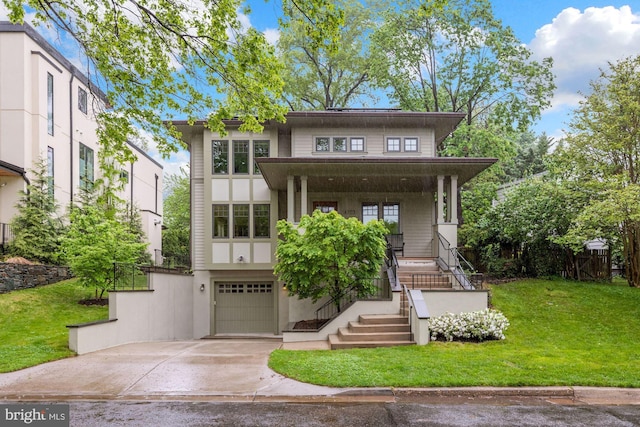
397, 258, 452, 289
328, 314, 415, 350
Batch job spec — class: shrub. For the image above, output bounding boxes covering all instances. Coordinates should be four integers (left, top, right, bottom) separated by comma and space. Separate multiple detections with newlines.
429, 309, 510, 342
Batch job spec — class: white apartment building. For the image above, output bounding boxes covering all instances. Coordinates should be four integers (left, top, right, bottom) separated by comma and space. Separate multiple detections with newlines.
0, 22, 163, 255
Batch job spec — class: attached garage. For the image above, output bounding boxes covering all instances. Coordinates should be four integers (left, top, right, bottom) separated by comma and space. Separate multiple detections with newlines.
213, 282, 275, 334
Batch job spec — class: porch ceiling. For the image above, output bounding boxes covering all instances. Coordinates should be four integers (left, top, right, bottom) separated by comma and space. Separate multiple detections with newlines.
256, 157, 497, 193
0, 160, 25, 177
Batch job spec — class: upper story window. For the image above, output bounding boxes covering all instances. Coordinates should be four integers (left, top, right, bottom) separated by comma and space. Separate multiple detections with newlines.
386, 138, 401, 152
47, 73, 54, 136
47, 146, 54, 197
253, 140, 269, 174
404, 137, 418, 152
233, 204, 250, 237
386, 137, 420, 153
314, 136, 366, 153
212, 140, 229, 174
78, 88, 88, 114
350, 137, 365, 152
79, 143, 94, 190
315, 137, 330, 152
333, 137, 347, 152
213, 205, 229, 238
233, 141, 249, 174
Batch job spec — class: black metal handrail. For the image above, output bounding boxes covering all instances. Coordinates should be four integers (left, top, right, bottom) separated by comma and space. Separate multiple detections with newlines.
314, 277, 391, 330
385, 240, 401, 291
437, 233, 477, 290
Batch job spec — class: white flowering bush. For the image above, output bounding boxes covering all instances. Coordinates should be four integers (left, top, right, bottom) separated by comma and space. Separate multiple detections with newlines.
428, 309, 510, 342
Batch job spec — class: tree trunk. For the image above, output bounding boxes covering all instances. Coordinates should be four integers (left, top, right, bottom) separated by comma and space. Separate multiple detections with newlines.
622, 221, 640, 287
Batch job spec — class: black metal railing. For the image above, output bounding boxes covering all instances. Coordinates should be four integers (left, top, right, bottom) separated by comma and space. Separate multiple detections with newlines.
410, 273, 452, 289
437, 233, 479, 290
112, 262, 151, 291
154, 249, 191, 270
385, 241, 401, 290
314, 277, 391, 330
0, 222, 14, 253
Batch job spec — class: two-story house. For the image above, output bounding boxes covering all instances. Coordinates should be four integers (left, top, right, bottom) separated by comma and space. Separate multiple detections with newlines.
0, 22, 163, 256
176, 110, 496, 339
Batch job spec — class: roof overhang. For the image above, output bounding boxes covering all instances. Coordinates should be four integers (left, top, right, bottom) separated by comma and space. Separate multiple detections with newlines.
0, 160, 25, 177
256, 157, 497, 193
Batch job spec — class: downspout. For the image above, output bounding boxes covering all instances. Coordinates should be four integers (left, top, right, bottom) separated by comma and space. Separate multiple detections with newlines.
130, 162, 134, 215
69, 73, 74, 204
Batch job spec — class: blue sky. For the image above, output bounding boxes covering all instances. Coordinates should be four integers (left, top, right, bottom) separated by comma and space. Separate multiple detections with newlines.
2, 1, 639, 175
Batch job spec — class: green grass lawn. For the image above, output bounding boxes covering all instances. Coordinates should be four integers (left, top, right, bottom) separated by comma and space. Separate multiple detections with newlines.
0, 279, 108, 373
269, 278, 640, 387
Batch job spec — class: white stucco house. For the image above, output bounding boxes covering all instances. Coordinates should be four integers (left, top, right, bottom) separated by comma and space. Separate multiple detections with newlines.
0, 22, 163, 255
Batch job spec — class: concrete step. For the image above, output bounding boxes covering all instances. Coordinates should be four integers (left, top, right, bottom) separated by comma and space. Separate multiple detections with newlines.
358, 314, 408, 325
338, 327, 412, 342
348, 321, 410, 333
328, 334, 415, 350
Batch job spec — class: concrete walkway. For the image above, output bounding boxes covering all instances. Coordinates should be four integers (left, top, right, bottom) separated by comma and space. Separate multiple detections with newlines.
0, 340, 638, 405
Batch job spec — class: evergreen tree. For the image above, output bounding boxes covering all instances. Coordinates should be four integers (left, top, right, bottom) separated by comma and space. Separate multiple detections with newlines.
8, 159, 64, 264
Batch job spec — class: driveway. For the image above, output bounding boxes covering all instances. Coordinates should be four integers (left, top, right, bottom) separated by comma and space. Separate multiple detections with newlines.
0, 340, 344, 401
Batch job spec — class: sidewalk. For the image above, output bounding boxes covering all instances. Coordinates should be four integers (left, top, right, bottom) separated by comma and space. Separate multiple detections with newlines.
0, 340, 637, 405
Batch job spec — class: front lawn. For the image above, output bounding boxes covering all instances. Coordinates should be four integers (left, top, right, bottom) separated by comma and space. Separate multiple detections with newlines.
0, 279, 108, 373
269, 279, 640, 387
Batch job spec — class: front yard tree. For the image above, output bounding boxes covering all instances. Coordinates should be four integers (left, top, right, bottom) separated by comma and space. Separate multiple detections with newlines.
3, 0, 343, 163
162, 169, 190, 264
61, 186, 147, 298
274, 210, 388, 312
553, 55, 640, 287
8, 159, 64, 264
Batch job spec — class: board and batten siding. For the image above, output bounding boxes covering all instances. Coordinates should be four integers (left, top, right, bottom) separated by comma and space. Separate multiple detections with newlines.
291, 127, 435, 157
191, 135, 206, 270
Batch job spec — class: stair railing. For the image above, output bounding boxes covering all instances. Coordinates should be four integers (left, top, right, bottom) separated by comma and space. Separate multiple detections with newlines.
437, 233, 477, 290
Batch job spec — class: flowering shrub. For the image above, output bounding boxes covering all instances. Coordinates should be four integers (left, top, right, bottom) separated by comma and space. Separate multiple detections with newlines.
428, 309, 510, 342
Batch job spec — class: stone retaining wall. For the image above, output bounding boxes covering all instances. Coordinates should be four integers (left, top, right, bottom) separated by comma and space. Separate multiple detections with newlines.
0, 263, 73, 293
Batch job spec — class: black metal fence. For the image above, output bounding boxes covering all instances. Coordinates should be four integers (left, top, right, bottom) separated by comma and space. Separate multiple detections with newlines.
0, 223, 14, 253
154, 249, 191, 269
112, 263, 150, 291
314, 277, 391, 329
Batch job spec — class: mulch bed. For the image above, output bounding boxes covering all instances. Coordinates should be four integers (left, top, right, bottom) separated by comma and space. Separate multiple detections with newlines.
293, 319, 328, 330
78, 298, 109, 306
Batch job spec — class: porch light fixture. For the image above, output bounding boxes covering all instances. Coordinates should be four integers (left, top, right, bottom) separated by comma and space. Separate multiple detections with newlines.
237, 255, 245, 262
199, 284, 205, 292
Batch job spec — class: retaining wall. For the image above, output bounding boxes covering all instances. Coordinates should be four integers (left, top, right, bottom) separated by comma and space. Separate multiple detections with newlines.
0, 263, 73, 293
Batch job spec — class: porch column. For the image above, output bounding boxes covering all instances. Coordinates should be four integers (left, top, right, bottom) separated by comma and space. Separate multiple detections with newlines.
287, 175, 295, 222
450, 175, 458, 224
437, 175, 445, 223
300, 175, 308, 217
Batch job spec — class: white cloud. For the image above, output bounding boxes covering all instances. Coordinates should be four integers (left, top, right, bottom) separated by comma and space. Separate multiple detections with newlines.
263, 28, 280, 45
529, 6, 640, 110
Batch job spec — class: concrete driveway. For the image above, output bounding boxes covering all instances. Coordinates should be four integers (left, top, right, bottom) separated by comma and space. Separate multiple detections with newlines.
0, 340, 344, 401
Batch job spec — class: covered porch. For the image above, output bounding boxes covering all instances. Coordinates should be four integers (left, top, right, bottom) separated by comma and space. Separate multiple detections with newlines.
257, 157, 496, 258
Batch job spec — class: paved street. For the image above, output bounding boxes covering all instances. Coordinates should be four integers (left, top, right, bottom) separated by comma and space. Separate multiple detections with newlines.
56, 401, 640, 426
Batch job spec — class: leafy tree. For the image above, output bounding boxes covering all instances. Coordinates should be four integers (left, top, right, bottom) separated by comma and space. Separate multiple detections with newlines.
504, 132, 552, 180
8, 159, 64, 264
61, 186, 147, 298
3, 0, 344, 163
274, 210, 388, 312
162, 168, 190, 263
278, 0, 378, 109
371, 0, 555, 137
552, 55, 640, 287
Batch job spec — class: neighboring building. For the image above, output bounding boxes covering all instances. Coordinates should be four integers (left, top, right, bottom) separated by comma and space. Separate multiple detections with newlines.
0, 22, 163, 256
175, 110, 495, 338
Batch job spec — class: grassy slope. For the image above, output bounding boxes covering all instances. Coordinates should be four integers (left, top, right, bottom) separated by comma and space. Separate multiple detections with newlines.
269, 279, 640, 387
0, 279, 108, 373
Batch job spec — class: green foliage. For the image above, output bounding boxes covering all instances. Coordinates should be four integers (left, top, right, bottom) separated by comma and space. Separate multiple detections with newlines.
552, 55, 640, 286
3, 0, 296, 163
8, 159, 64, 264
61, 187, 147, 298
278, 0, 377, 109
0, 279, 108, 372
503, 132, 552, 180
274, 210, 388, 311
162, 168, 190, 261
270, 279, 640, 387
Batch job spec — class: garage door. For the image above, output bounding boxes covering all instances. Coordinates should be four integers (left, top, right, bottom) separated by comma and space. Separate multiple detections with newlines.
214, 283, 274, 334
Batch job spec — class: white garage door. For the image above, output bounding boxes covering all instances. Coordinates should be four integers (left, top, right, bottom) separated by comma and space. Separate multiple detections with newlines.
214, 283, 274, 334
